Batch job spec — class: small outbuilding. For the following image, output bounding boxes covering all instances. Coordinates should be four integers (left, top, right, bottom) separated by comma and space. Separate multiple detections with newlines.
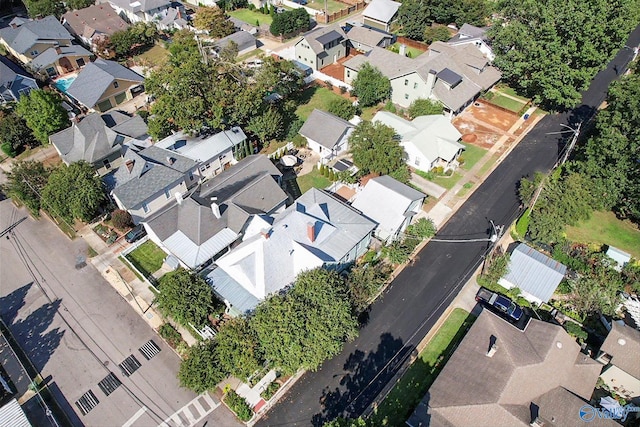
605, 245, 631, 272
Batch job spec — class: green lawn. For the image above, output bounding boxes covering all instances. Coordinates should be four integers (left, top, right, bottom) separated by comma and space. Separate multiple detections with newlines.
134, 44, 169, 67
431, 171, 464, 190
494, 84, 530, 102
477, 154, 499, 177
370, 309, 476, 426
297, 166, 332, 193
490, 93, 526, 113
228, 8, 272, 26
389, 42, 426, 58
295, 86, 346, 120
460, 143, 487, 171
566, 211, 640, 259
306, 0, 346, 13
126, 240, 166, 276
236, 48, 262, 63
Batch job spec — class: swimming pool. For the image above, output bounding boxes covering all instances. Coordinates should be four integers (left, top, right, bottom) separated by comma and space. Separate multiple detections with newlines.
54, 75, 77, 93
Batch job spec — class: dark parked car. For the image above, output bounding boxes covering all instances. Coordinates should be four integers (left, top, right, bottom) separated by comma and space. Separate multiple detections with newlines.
125, 224, 146, 243
292, 0, 307, 4
475, 287, 523, 321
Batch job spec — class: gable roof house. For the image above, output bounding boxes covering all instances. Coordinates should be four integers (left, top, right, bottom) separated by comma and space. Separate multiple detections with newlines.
294, 25, 348, 71
143, 154, 287, 270
206, 188, 376, 315
111, 145, 199, 223
0, 56, 38, 104
498, 243, 567, 305
49, 111, 149, 175
62, 4, 130, 53
99, 0, 172, 24
352, 175, 424, 243
596, 321, 640, 400
407, 310, 615, 427
66, 58, 144, 112
0, 16, 74, 66
212, 31, 257, 57
373, 111, 463, 172
447, 23, 494, 61
29, 44, 93, 78
362, 0, 401, 32
347, 26, 394, 52
154, 127, 247, 179
298, 109, 355, 163
343, 41, 501, 114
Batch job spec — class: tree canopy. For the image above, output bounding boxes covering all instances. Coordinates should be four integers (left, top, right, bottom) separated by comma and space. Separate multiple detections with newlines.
489, 0, 640, 110
178, 340, 227, 393
215, 317, 263, 380
193, 6, 235, 38
349, 121, 409, 183
1, 161, 50, 216
397, 0, 491, 40
407, 98, 444, 118
247, 107, 283, 144
41, 161, 105, 222
252, 268, 358, 375
24, 0, 65, 18
16, 89, 69, 144
107, 22, 158, 59
156, 269, 218, 328
0, 110, 38, 157
352, 63, 391, 107
269, 8, 309, 36
327, 97, 356, 121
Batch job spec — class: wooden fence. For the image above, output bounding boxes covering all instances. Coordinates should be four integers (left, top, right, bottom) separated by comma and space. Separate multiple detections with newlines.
396, 36, 429, 51
315, 1, 365, 24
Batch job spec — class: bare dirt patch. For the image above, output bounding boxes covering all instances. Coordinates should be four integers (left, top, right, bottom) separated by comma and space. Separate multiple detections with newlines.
461, 100, 520, 132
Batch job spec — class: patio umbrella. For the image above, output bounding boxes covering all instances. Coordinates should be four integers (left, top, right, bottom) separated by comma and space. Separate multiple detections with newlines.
600, 396, 623, 417
280, 155, 297, 167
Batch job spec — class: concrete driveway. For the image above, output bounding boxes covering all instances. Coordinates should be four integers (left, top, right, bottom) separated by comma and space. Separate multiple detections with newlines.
0, 200, 240, 427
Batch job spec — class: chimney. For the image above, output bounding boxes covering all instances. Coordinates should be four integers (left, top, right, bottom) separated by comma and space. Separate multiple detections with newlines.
486, 335, 497, 357
425, 69, 437, 96
55, 46, 62, 54
175, 192, 183, 205
399, 43, 406, 57
260, 228, 271, 239
210, 197, 220, 218
307, 222, 315, 243
529, 417, 544, 427
166, 156, 175, 165
125, 159, 134, 172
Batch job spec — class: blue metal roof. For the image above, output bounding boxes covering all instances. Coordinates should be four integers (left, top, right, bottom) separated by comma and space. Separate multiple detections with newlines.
205, 267, 259, 315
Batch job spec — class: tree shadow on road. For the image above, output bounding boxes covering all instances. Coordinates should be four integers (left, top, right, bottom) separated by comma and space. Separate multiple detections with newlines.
0, 282, 32, 326
312, 333, 414, 426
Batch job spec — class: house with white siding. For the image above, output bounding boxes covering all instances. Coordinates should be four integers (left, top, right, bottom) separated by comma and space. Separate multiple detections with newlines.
294, 25, 347, 71
298, 109, 354, 164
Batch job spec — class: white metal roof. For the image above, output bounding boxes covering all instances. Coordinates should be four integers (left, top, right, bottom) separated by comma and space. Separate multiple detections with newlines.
0, 399, 31, 427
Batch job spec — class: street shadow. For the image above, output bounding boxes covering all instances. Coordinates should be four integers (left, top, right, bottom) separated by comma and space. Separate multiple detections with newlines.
312, 333, 412, 426
6, 298, 65, 372
0, 283, 33, 327
47, 380, 85, 427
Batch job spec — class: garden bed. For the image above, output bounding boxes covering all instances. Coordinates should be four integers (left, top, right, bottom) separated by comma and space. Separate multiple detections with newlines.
93, 223, 119, 245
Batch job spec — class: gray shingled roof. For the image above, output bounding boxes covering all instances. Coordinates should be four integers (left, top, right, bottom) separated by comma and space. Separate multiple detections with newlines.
346, 26, 392, 48
447, 23, 488, 45
599, 321, 640, 379
103, 0, 171, 14
299, 25, 346, 55
343, 46, 415, 79
0, 16, 71, 55
501, 243, 567, 303
214, 31, 256, 53
407, 310, 607, 427
298, 109, 354, 149
362, 0, 401, 23
62, 4, 129, 39
0, 56, 37, 103
30, 45, 92, 72
66, 59, 143, 108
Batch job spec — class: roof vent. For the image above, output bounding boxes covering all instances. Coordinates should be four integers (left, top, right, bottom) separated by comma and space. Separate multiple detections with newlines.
530, 417, 544, 427
166, 156, 175, 165
175, 192, 183, 205
556, 341, 563, 349
210, 197, 220, 219
125, 159, 134, 172
486, 335, 497, 357
618, 338, 626, 346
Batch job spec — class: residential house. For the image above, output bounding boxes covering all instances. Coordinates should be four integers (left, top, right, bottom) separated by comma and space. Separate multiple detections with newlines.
154, 127, 247, 179
99, 0, 172, 24
343, 42, 501, 114
362, 0, 400, 32
62, 4, 129, 52
347, 26, 393, 52
229, 17, 258, 35
0, 16, 73, 65
66, 58, 144, 112
498, 243, 567, 305
447, 23, 494, 61
373, 111, 464, 172
50, 111, 149, 175
111, 145, 199, 222
605, 246, 632, 272
298, 109, 354, 163
294, 25, 347, 71
143, 154, 287, 269
596, 321, 640, 400
29, 45, 93, 78
0, 56, 38, 104
213, 31, 257, 57
407, 310, 615, 427
157, 6, 189, 31
351, 175, 424, 243
206, 188, 376, 315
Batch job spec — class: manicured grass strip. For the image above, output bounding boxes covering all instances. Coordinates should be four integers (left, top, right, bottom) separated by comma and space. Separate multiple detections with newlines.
431, 171, 463, 190
297, 166, 332, 194
295, 86, 347, 120
135, 44, 169, 67
125, 240, 166, 276
566, 210, 640, 259
370, 308, 476, 426
306, 0, 347, 13
460, 143, 487, 171
490, 94, 526, 113
228, 8, 272, 26
389, 42, 425, 58
477, 154, 499, 177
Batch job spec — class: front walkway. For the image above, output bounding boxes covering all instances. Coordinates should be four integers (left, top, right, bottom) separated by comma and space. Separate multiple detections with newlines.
410, 173, 446, 199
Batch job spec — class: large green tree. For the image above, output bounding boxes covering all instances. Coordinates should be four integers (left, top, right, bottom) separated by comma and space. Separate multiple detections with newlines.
41, 161, 105, 222
247, 107, 283, 144
193, 6, 235, 38
490, 0, 640, 110
0, 111, 38, 157
108, 22, 158, 59
156, 269, 217, 328
24, 0, 65, 18
407, 98, 444, 119
16, 90, 69, 144
178, 340, 228, 393
254, 57, 305, 100
215, 317, 263, 380
252, 268, 358, 375
269, 8, 309, 36
327, 98, 356, 121
352, 63, 391, 107
1, 161, 50, 216
349, 121, 409, 182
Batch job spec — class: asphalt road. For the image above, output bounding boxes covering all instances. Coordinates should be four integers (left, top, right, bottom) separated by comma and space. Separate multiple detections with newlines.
0, 201, 241, 427
258, 25, 640, 427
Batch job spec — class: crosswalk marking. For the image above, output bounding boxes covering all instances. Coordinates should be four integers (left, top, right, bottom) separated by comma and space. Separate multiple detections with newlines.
183, 406, 196, 424
119, 354, 142, 377
75, 389, 99, 415
98, 372, 122, 396
122, 406, 148, 427
138, 340, 161, 360
158, 393, 220, 427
